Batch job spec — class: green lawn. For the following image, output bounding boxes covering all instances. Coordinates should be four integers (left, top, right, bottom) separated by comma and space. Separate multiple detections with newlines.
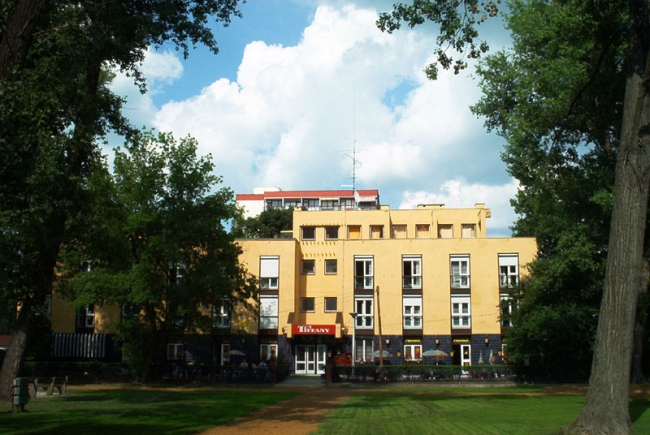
316, 391, 650, 435
0, 387, 298, 435
1, 386, 648, 435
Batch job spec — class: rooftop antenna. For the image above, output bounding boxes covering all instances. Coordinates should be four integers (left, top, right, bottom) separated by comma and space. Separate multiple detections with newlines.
352, 85, 356, 194
343, 82, 361, 197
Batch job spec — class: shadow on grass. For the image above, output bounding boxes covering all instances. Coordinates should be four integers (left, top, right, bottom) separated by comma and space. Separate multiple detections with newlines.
0, 388, 298, 435
630, 399, 649, 424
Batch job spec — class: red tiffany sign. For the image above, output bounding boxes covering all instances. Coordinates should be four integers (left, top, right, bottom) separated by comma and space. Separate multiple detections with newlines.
292, 324, 335, 335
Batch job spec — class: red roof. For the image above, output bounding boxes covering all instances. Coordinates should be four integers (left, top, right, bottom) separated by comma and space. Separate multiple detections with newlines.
236, 189, 379, 200
235, 194, 264, 200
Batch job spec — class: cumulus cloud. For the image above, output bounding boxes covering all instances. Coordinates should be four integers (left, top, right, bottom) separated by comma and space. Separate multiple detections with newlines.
399, 179, 520, 237
109, 49, 184, 129
110, 2, 517, 236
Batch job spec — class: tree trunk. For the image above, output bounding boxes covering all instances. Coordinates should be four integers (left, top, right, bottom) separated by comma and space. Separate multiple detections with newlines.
568, 1, 650, 433
0, 0, 45, 79
0, 306, 34, 400
138, 328, 161, 384
630, 310, 647, 384
0, 211, 63, 401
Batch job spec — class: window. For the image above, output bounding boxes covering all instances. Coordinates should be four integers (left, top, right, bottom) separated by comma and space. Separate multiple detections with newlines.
169, 262, 186, 285
438, 224, 453, 238
321, 199, 339, 210
221, 343, 231, 366
499, 254, 519, 288
370, 225, 384, 239
121, 304, 139, 319
450, 255, 470, 288
304, 198, 319, 210
76, 305, 95, 328
500, 295, 515, 327
355, 339, 374, 363
341, 198, 355, 210
355, 297, 374, 328
45, 294, 52, 316
501, 344, 510, 363
167, 343, 184, 360
325, 226, 339, 240
325, 259, 338, 274
302, 226, 316, 240
260, 256, 279, 289
260, 295, 279, 329
301, 259, 315, 274
391, 224, 407, 239
284, 199, 301, 208
416, 224, 430, 238
213, 299, 230, 328
301, 297, 315, 312
404, 344, 422, 362
80, 259, 93, 272
403, 255, 422, 289
354, 256, 374, 289
403, 296, 422, 328
451, 296, 471, 328
325, 297, 337, 312
348, 225, 361, 239
461, 223, 476, 238
260, 344, 278, 361
266, 199, 283, 209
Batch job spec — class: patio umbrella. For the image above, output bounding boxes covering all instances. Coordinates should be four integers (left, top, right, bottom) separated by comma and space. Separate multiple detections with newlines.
229, 349, 246, 356
372, 350, 393, 358
422, 349, 447, 365
479, 350, 484, 364
422, 349, 448, 358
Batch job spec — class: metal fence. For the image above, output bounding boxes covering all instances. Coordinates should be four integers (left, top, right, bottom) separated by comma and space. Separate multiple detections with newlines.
51, 333, 107, 359
334, 364, 515, 383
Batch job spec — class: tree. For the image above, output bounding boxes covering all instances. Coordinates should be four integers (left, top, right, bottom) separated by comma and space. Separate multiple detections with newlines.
235, 208, 294, 239
378, 1, 650, 433
60, 131, 257, 381
471, 0, 622, 381
0, 0, 243, 399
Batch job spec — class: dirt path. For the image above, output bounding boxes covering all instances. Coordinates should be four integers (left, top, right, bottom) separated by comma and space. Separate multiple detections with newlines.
198, 386, 351, 435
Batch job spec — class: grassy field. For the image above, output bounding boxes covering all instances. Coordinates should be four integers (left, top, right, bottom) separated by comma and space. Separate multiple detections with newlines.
0, 387, 298, 435
1, 385, 648, 435
316, 390, 650, 435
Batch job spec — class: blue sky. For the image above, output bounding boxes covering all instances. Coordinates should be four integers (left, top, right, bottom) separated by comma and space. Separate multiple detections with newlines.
110, 0, 518, 237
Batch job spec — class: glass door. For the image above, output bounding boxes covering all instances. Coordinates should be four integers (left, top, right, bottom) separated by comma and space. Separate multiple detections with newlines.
316, 345, 328, 374
295, 345, 308, 374
305, 346, 316, 373
461, 344, 471, 367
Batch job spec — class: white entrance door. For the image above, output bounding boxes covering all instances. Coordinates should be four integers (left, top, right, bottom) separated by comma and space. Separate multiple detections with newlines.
295, 345, 317, 374
295, 345, 307, 374
316, 345, 328, 375
461, 344, 471, 367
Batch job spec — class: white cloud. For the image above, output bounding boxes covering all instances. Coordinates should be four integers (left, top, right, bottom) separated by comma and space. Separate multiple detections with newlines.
141, 50, 183, 85
399, 179, 519, 236
109, 49, 184, 129
112, 2, 518, 236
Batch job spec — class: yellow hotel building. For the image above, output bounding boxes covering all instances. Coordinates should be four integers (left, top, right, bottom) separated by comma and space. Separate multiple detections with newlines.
235, 188, 537, 376
46, 188, 536, 372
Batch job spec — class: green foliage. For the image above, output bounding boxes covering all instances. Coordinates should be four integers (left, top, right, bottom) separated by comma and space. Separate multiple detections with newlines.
377, 0, 497, 79
61, 131, 258, 379
0, 0, 244, 393
235, 207, 294, 238
469, 0, 642, 380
